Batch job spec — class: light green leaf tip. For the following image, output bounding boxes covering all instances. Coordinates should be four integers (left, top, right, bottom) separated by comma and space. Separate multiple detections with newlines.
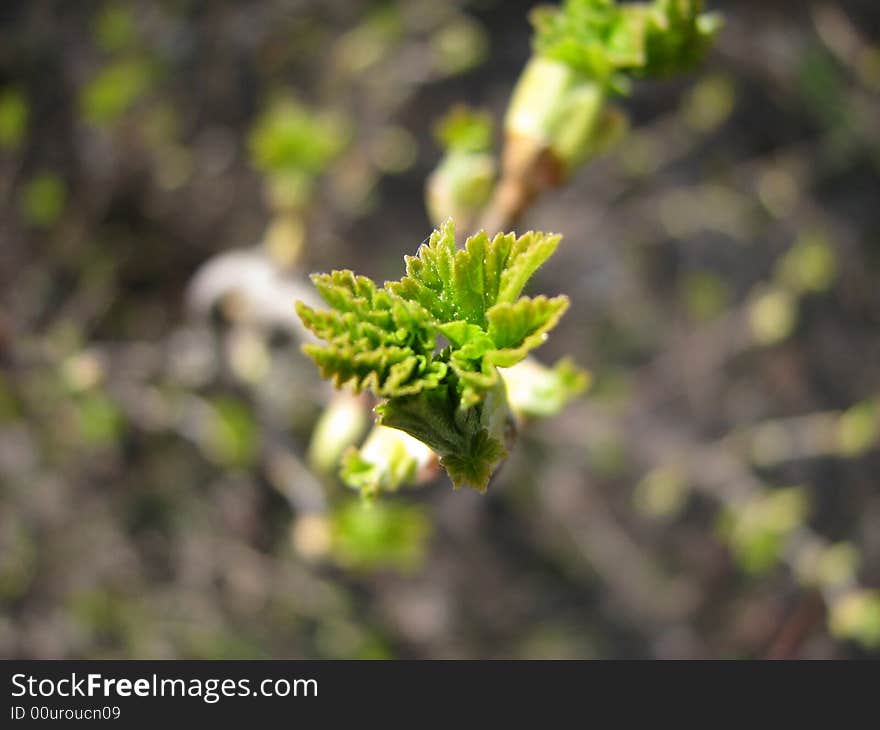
502, 356, 591, 418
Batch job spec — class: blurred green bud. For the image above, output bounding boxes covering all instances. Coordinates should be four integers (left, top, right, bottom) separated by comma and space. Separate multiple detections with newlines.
531, 0, 721, 91
795, 541, 859, 591
829, 590, 880, 649
426, 106, 496, 229
509, 0, 718, 180
20, 171, 67, 229
748, 286, 798, 346
430, 16, 489, 77
501, 357, 590, 419
307, 393, 369, 476
331, 4, 402, 78
426, 152, 495, 230
717, 487, 808, 575
340, 425, 437, 498
249, 97, 348, 187
93, 5, 136, 52
776, 230, 837, 295
679, 270, 730, 322
0, 88, 29, 150
633, 464, 689, 519
641, 0, 722, 77
681, 73, 736, 132
80, 58, 154, 126
329, 500, 431, 572
835, 400, 878, 457
73, 391, 124, 448
435, 105, 493, 154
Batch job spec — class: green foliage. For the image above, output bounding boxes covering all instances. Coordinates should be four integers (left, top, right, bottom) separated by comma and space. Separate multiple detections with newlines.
501, 357, 589, 418
93, 5, 137, 53
307, 394, 369, 475
374, 385, 510, 491
426, 151, 496, 229
748, 286, 797, 346
0, 88, 29, 150
434, 105, 494, 154
20, 172, 67, 229
427, 105, 496, 229
504, 0, 718, 176
297, 220, 570, 491
633, 465, 689, 519
249, 97, 347, 179
80, 58, 154, 125
681, 73, 736, 132
835, 400, 878, 457
430, 16, 489, 77
531, 0, 720, 93
340, 425, 433, 498
830, 590, 880, 649
776, 230, 837, 295
72, 391, 124, 448
796, 542, 859, 591
679, 270, 730, 322
641, 0, 721, 76
330, 500, 430, 572
717, 487, 808, 575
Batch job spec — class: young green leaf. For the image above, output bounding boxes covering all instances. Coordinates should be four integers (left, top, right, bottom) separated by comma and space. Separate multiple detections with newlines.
297, 219, 572, 491
387, 222, 562, 328
531, 0, 720, 92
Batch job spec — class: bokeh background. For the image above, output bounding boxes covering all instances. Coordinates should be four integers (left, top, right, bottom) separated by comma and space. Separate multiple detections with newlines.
1, 0, 879, 659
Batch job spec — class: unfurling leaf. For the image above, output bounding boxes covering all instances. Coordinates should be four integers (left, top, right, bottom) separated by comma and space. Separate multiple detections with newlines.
340, 425, 436, 497
531, 0, 720, 91
502, 357, 591, 418
297, 219, 575, 492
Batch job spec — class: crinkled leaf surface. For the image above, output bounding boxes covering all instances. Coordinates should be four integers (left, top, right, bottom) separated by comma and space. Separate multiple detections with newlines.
297, 219, 570, 491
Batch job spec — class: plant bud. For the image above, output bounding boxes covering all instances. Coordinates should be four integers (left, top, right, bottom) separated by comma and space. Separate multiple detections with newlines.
307, 392, 370, 475
341, 425, 437, 498
505, 56, 609, 176
425, 151, 496, 231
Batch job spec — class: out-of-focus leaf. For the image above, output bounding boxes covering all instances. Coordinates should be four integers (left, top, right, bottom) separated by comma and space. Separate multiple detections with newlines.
329, 500, 431, 572
249, 97, 348, 179
20, 172, 67, 229
776, 230, 837, 295
717, 487, 808, 575
93, 5, 137, 52
502, 357, 590, 419
340, 425, 434, 497
434, 105, 494, 154
829, 591, 880, 649
80, 58, 154, 125
835, 400, 878, 457
0, 88, 28, 150
308, 394, 369, 475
